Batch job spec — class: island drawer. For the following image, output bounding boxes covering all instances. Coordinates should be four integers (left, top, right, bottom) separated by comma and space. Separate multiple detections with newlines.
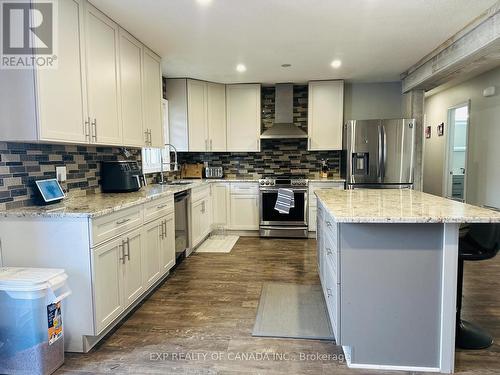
143, 197, 174, 223
91, 206, 143, 246
323, 214, 338, 245
324, 230, 339, 278
323, 258, 341, 341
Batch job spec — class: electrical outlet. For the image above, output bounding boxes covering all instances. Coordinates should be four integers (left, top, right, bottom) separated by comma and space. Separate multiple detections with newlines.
56, 166, 67, 182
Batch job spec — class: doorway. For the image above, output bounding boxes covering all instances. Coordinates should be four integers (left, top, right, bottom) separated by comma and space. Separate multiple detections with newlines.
444, 102, 470, 202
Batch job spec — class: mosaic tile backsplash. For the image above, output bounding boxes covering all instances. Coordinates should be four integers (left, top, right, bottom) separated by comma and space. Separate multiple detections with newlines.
0, 142, 140, 210
178, 85, 341, 178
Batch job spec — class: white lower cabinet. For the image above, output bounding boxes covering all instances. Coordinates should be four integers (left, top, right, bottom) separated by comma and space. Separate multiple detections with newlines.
142, 219, 163, 287
211, 183, 229, 228
228, 183, 259, 231
161, 213, 176, 272
92, 237, 125, 334
191, 192, 211, 248
122, 228, 145, 307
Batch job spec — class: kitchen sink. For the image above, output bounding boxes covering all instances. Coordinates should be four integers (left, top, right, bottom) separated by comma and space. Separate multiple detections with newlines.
166, 181, 193, 185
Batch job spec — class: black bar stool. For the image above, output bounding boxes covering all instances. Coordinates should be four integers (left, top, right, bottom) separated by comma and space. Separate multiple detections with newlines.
456, 223, 500, 349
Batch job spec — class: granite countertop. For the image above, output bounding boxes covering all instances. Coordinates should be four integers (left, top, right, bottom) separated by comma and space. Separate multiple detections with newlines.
0, 176, 345, 219
315, 189, 500, 224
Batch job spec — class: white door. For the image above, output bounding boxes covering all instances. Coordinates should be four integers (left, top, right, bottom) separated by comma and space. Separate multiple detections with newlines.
229, 194, 259, 230
187, 80, 208, 151
85, 3, 122, 145
37, 0, 88, 143
92, 238, 124, 334
226, 84, 261, 152
142, 219, 162, 287
143, 48, 164, 147
161, 213, 176, 273
200, 198, 212, 239
191, 199, 204, 247
308, 80, 344, 150
207, 82, 226, 151
122, 229, 144, 308
119, 29, 144, 147
211, 183, 229, 228
445, 103, 470, 202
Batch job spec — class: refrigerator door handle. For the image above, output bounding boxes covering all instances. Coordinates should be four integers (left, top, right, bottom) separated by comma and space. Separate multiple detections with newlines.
378, 125, 383, 178
382, 125, 387, 178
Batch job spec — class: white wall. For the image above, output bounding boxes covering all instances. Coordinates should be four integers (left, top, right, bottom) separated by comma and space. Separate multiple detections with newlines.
344, 82, 403, 120
423, 66, 500, 209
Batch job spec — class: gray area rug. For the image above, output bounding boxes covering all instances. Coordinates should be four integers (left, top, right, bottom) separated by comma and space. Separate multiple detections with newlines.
252, 283, 334, 341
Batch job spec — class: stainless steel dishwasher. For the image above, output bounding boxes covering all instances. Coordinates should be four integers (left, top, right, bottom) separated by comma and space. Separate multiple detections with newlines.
174, 190, 190, 260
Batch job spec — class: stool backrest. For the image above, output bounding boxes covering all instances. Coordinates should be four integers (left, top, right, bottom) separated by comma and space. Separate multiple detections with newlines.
466, 223, 500, 253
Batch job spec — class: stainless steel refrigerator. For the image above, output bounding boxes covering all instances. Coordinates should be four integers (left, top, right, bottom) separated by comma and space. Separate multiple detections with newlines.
343, 119, 415, 189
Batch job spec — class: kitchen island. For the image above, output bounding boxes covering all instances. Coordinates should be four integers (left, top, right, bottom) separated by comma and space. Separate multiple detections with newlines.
315, 189, 500, 373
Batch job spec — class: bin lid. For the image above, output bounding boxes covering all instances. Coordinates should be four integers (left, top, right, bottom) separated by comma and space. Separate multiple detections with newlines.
0, 267, 67, 292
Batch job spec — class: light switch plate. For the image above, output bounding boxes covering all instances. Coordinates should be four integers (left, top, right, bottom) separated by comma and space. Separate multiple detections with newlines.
56, 166, 67, 182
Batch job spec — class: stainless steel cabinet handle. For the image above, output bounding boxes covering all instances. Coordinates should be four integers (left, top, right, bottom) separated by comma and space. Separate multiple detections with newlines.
91, 119, 97, 142
119, 241, 126, 264
148, 129, 152, 145
163, 220, 167, 238
145, 130, 149, 145
326, 288, 332, 297
326, 248, 332, 255
157, 204, 169, 209
116, 218, 131, 225
125, 238, 131, 261
325, 221, 332, 227
210, 139, 213, 150
159, 222, 164, 239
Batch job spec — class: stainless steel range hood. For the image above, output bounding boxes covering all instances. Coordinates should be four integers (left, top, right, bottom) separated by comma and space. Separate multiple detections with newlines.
260, 83, 308, 139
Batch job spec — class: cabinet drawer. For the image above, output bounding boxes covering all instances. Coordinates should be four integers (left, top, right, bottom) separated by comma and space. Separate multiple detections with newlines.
323, 258, 341, 341
143, 196, 174, 223
91, 206, 143, 246
323, 213, 338, 244
324, 229, 339, 278
231, 183, 259, 195
191, 185, 210, 203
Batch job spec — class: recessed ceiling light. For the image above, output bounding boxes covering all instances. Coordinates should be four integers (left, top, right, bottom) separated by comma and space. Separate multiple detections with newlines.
196, 0, 212, 5
331, 59, 342, 69
236, 64, 247, 73
281, 63, 292, 68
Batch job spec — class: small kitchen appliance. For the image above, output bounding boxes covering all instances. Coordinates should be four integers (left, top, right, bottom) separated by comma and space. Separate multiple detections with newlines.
101, 161, 146, 193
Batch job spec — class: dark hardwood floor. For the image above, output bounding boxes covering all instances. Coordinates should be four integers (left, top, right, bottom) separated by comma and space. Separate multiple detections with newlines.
57, 237, 500, 375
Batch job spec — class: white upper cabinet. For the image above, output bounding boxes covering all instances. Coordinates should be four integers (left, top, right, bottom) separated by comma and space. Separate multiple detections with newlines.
167, 79, 227, 152
143, 48, 164, 148
85, 3, 122, 145
0, 0, 162, 148
308, 80, 344, 151
119, 29, 144, 147
187, 79, 209, 151
207, 82, 227, 151
226, 84, 261, 152
0, 0, 88, 143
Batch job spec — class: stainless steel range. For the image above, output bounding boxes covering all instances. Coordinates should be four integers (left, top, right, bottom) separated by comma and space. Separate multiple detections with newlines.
259, 175, 308, 238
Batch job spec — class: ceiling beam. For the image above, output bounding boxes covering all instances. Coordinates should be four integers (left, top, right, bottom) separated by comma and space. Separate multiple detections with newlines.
400, 1, 500, 93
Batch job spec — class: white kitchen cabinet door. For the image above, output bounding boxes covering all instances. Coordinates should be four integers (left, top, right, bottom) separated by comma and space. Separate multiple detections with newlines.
226, 84, 261, 152
229, 194, 259, 230
143, 47, 164, 147
207, 82, 226, 151
142, 219, 162, 287
122, 228, 144, 308
187, 79, 208, 151
92, 238, 124, 334
308, 80, 344, 151
119, 29, 144, 147
200, 197, 212, 239
161, 213, 176, 273
211, 183, 229, 228
37, 0, 88, 143
191, 199, 204, 248
85, 3, 122, 145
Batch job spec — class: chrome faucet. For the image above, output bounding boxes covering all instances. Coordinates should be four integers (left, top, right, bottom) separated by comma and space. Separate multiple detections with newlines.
158, 143, 179, 185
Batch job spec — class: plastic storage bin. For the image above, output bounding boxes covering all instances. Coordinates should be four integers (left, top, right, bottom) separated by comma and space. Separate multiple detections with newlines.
0, 267, 71, 375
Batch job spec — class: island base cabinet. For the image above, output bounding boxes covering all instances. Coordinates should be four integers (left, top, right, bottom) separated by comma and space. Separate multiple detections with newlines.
316, 201, 460, 374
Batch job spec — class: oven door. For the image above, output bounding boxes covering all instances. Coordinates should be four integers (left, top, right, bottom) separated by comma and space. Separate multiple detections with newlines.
260, 188, 308, 226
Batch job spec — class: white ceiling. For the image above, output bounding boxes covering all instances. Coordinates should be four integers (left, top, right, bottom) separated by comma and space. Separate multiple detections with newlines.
90, 0, 497, 84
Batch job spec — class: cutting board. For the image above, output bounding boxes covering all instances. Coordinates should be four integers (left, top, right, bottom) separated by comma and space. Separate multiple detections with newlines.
181, 163, 204, 179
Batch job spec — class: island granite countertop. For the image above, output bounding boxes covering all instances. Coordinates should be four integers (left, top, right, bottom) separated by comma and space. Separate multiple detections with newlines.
315, 188, 500, 223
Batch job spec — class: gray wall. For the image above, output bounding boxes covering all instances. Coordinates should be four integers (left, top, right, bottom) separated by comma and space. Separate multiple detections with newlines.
423, 66, 500, 209
344, 81, 403, 120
